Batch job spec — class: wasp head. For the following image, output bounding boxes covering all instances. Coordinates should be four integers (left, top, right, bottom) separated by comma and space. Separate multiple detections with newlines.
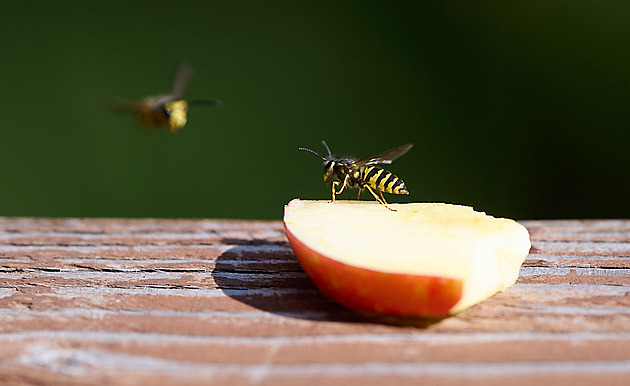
323, 159, 352, 183
323, 159, 337, 183
299, 141, 353, 184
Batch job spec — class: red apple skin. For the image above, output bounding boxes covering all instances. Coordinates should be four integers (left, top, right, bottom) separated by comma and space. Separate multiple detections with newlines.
284, 224, 463, 317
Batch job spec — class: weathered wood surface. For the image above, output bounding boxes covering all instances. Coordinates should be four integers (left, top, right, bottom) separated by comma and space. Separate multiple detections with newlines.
0, 217, 629, 385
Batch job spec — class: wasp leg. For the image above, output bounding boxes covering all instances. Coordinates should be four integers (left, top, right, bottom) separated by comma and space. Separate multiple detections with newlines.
357, 189, 362, 200
331, 176, 350, 203
337, 178, 349, 195
365, 186, 396, 212
378, 190, 386, 203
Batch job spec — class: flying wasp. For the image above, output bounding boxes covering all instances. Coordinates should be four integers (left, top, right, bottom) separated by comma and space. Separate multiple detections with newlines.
110, 63, 221, 133
299, 141, 413, 211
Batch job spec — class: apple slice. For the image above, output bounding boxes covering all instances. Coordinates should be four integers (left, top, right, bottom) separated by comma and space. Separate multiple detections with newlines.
283, 199, 531, 317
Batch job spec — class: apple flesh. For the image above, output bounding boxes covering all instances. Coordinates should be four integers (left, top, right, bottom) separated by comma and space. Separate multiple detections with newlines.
283, 199, 531, 317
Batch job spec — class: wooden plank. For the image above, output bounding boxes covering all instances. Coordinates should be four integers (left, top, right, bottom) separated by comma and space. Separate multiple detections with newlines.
1, 217, 629, 385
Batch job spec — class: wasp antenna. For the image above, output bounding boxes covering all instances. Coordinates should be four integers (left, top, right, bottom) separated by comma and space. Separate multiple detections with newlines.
321, 140, 332, 157
189, 99, 223, 107
298, 147, 325, 160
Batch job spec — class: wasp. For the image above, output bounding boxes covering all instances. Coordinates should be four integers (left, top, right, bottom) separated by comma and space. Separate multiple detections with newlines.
110, 63, 221, 133
299, 141, 413, 211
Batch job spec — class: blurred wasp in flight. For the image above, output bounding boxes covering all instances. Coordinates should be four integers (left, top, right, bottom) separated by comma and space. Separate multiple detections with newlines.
110, 63, 221, 133
299, 141, 413, 211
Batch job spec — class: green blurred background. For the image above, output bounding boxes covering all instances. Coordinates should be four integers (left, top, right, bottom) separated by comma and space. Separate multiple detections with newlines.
1, 1, 628, 220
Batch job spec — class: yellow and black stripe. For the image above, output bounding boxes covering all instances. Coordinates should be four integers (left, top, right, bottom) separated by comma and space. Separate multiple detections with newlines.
360, 166, 409, 195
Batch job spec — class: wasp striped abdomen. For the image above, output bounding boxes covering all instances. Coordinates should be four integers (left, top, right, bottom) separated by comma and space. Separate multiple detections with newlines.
360, 166, 409, 195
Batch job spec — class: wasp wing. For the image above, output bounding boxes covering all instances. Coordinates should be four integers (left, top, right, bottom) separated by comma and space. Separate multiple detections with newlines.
170, 62, 193, 99
355, 143, 413, 166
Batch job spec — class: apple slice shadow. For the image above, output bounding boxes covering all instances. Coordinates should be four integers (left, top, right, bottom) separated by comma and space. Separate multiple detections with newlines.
211, 237, 452, 328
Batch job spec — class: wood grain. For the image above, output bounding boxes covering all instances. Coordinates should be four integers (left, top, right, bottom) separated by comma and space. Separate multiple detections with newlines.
0, 217, 629, 385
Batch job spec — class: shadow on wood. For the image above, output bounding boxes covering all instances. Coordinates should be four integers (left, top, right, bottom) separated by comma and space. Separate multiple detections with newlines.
211, 237, 447, 328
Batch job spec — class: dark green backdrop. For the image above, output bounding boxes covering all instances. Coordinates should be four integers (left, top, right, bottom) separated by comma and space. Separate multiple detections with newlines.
1, 1, 628, 220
